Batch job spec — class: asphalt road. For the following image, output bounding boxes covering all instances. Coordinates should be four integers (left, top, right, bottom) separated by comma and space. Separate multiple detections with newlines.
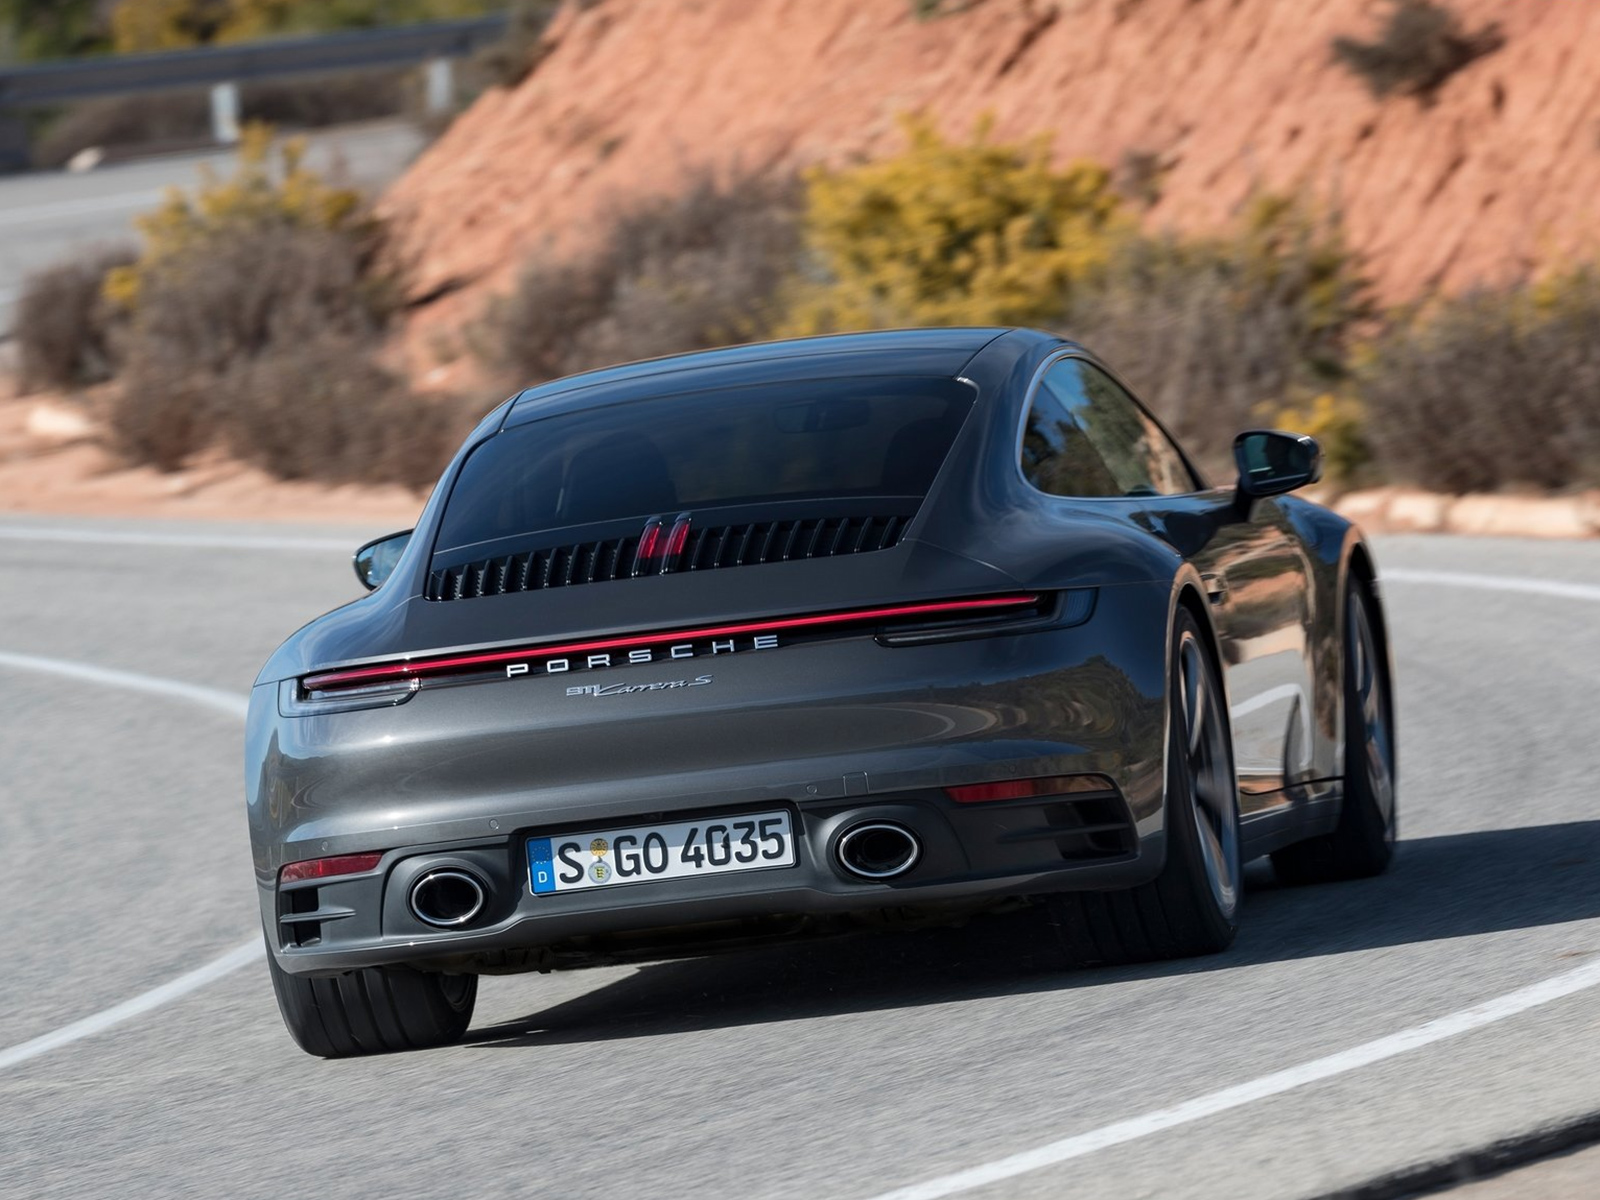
1, 519, 1598, 1200
0, 120, 426, 338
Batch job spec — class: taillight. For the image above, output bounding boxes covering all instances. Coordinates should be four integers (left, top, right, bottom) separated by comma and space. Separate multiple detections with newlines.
279, 852, 383, 885
298, 594, 1043, 695
631, 518, 664, 576
947, 774, 1115, 804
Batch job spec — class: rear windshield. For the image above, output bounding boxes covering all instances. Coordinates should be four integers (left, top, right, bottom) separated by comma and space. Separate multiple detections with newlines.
434, 377, 976, 556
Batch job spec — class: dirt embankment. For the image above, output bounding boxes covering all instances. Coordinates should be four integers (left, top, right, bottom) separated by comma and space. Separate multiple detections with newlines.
383, 0, 1600, 347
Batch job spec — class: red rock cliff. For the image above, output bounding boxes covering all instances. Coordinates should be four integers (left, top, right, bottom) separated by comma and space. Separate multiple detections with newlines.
382, 0, 1600, 340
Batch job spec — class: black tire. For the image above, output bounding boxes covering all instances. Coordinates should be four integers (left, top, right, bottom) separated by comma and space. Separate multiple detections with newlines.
1047, 606, 1241, 966
1271, 579, 1397, 885
266, 939, 477, 1058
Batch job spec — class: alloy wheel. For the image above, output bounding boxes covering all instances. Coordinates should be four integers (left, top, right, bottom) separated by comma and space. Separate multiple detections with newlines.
1179, 630, 1240, 918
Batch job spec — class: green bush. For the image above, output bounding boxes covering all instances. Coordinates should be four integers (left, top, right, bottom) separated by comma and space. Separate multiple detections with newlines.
1357, 272, 1600, 492
782, 116, 1125, 335
0, 0, 109, 60
1332, 0, 1504, 103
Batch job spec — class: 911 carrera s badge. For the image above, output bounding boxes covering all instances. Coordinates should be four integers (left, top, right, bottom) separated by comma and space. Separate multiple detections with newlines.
567, 675, 714, 698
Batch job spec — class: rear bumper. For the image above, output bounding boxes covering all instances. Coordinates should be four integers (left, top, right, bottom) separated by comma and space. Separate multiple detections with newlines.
263, 782, 1165, 976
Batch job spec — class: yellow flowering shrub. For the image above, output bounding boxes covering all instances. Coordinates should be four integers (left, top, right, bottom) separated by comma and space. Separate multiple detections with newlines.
105, 124, 368, 309
781, 116, 1128, 334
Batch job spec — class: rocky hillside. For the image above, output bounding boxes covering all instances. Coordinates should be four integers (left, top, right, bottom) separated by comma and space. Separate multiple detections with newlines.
383, 0, 1600, 339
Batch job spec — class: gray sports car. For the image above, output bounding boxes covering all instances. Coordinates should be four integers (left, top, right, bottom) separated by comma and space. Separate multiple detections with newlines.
246, 327, 1397, 1057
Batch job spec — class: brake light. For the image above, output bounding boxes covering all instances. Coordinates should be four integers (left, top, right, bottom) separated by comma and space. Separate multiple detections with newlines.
947, 775, 1115, 803
664, 513, 692, 560
631, 518, 664, 577
279, 852, 383, 885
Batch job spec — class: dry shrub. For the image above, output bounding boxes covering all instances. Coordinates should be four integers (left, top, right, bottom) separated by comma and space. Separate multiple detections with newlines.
1332, 0, 1504, 103
32, 74, 411, 168
1358, 275, 1600, 492
466, 0, 561, 90
219, 336, 466, 488
479, 172, 801, 384
102, 133, 464, 486
240, 72, 410, 129
118, 220, 393, 375
14, 246, 135, 392
107, 224, 459, 485
105, 349, 217, 471
34, 94, 208, 168
1063, 197, 1371, 477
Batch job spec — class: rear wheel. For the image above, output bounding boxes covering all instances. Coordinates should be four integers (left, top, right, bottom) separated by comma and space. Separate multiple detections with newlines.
1271, 580, 1396, 884
266, 939, 477, 1058
1048, 607, 1241, 966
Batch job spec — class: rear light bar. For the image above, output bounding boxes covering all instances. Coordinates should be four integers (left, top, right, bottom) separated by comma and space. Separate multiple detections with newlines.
947, 774, 1116, 804
279, 852, 383, 885
301, 594, 1041, 694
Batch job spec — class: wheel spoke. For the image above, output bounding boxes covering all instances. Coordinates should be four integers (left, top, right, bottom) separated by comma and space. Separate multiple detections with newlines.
1183, 644, 1206, 759
1349, 590, 1397, 838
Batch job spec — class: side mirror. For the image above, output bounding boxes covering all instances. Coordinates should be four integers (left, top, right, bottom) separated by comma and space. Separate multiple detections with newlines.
353, 529, 412, 591
1233, 430, 1322, 499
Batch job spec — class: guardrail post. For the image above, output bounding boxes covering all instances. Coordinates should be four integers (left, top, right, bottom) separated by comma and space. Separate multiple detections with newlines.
210, 81, 241, 144
425, 56, 453, 114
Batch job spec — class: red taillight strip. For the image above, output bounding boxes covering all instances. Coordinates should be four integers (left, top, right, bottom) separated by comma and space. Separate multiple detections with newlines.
302, 594, 1040, 693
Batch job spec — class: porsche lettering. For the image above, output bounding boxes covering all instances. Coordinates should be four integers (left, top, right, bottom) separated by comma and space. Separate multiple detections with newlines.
504, 633, 778, 679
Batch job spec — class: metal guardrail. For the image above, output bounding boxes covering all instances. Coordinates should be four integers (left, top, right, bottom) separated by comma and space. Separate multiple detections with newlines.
0, 16, 508, 108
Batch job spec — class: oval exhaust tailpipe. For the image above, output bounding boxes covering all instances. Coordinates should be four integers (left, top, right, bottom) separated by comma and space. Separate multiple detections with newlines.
409, 868, 487, 928
835, 823, 921, 880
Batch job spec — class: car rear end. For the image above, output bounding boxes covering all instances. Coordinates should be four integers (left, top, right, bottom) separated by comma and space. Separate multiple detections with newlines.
247, 352, 1173, 977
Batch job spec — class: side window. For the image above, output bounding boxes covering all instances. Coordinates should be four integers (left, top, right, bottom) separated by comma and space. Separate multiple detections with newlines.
1020, 359, 1197, 497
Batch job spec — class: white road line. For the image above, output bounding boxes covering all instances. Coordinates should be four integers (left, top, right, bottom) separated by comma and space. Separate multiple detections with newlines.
2, 561, 1597, 1101
0, 941, 264, 1072
1228, 682, 1301, 721
1384, 567, 1600, 604
864, 562, 1600, 1200
865, 957, 1600, 1200
0, 650, 249, 719
0, 526, 355, 553
0, 651, 259, 1073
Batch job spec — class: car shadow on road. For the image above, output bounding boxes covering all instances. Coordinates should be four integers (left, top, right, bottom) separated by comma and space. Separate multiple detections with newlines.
464, 819, 1600, 1049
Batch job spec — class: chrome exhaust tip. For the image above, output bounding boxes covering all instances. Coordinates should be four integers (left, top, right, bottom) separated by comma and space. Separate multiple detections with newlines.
408, 868, 487, 928
835, 823, 921, 880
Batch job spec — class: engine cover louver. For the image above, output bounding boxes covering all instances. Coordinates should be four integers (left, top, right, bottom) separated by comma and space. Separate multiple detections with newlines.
427, 514, 908, 602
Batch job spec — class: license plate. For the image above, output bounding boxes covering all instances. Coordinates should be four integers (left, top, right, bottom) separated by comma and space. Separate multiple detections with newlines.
527, 810, 796, 895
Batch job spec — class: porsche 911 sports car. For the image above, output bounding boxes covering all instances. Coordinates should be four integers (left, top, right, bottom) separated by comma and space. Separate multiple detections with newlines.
247, 327, 1396, 1057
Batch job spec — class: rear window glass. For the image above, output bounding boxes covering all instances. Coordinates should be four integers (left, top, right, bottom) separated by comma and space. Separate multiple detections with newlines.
434, 377, 977, 556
